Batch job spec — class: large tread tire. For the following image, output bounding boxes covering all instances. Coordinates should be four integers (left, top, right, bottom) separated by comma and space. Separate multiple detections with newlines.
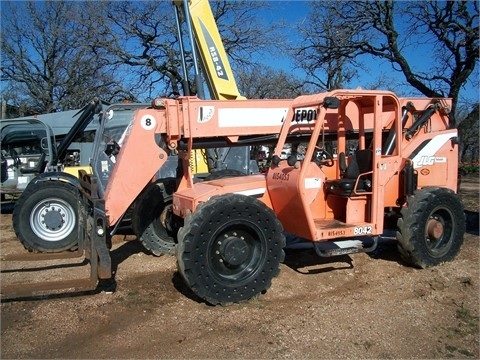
396, 187, 465, 268
12, 181, 79, 253
177, 194, 286, 305
132, 180, 177, 256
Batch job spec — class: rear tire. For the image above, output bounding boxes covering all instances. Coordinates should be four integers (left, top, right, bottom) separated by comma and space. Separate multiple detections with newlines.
396, 187, 465, 268
12, 181, 79, 252
204, 169, 245, 181
177, 194, 285, 305
132, 180, 177, 256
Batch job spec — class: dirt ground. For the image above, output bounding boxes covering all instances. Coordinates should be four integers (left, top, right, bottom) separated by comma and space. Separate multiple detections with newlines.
1, 175, 479, 359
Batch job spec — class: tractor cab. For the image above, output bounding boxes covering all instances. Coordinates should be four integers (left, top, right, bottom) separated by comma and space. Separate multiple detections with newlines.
1, 119, 56, 196
266, 90, 404, 248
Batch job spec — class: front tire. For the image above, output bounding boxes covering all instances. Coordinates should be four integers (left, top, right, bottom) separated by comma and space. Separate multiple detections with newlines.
12, 181, 79, 252
177, 194, 285, 305
396, 187, 465, 268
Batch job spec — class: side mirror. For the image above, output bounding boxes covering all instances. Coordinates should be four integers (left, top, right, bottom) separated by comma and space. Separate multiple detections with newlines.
40, 137, 49, 150
323, 97, 340, 109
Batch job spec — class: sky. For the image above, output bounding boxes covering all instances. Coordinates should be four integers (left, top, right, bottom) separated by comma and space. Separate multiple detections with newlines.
251, 1, 478, 106
257, 2, 400, 87
1, 0, 477, 109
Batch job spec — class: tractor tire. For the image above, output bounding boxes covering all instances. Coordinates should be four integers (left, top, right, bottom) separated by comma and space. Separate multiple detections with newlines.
176, 194, 286, 305
396, 187, 465, 268
203, 169, 246, 181
132, 180, 177, 256
12, 181, 79, 253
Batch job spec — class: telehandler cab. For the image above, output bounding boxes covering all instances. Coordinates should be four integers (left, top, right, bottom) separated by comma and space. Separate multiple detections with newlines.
72, 89, 464, 305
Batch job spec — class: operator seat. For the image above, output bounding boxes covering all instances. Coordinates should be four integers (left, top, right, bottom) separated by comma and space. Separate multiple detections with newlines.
325, 149, 372, 196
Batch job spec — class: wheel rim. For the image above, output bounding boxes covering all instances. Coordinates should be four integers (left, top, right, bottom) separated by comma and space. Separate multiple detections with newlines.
30, 197, 76, 242
208, 223, 265, 285
158, 203, 175, 234
424, 206, 454, 257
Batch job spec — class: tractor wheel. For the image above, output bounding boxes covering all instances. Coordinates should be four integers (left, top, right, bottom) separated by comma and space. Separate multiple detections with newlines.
132, 180, 177, 256
176, 194, 285, 305
12, 181, 79, 252
396, 187, 465, 268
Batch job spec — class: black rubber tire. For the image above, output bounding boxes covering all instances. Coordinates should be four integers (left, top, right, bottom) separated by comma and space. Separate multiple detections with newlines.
132, 180, 177, 256
177, 194, 286, 305
203, 169, 246, 181
396, 187, 465, 268
12, 181, 79, 252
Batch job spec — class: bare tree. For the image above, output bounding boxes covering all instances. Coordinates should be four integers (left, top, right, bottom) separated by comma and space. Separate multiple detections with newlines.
293, 3, 361, 90
1, 0, 289, 110
86, 0, 283, 100
83, 1, 182, 100
0, 1, 128, 113
210, 1, 282, 69
457, 104, 480, 163
236, 67, 309, 99
294, 1, 479, 126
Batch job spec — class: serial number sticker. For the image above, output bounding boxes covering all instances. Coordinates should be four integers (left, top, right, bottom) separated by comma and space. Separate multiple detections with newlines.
328, 230, 346, 237
353, 226, 372, 235
140, 114, 156, 130
272, 172, 290, 181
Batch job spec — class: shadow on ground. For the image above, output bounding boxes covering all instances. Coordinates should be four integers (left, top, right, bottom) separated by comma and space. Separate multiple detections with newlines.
465, 210, 479, 235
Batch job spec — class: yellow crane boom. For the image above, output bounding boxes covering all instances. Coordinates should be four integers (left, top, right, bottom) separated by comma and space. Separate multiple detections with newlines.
174, 0, 245, 101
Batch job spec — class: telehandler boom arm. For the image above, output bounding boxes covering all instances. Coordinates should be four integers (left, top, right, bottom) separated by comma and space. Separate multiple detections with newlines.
102, 96, 289, 225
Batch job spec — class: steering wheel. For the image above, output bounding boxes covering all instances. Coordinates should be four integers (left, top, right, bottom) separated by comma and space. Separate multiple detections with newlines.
314, 146, 334, 167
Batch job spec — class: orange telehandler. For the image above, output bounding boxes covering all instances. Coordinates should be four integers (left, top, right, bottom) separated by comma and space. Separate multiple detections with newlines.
2, 89, 464, 300
72, 88, 464, 304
